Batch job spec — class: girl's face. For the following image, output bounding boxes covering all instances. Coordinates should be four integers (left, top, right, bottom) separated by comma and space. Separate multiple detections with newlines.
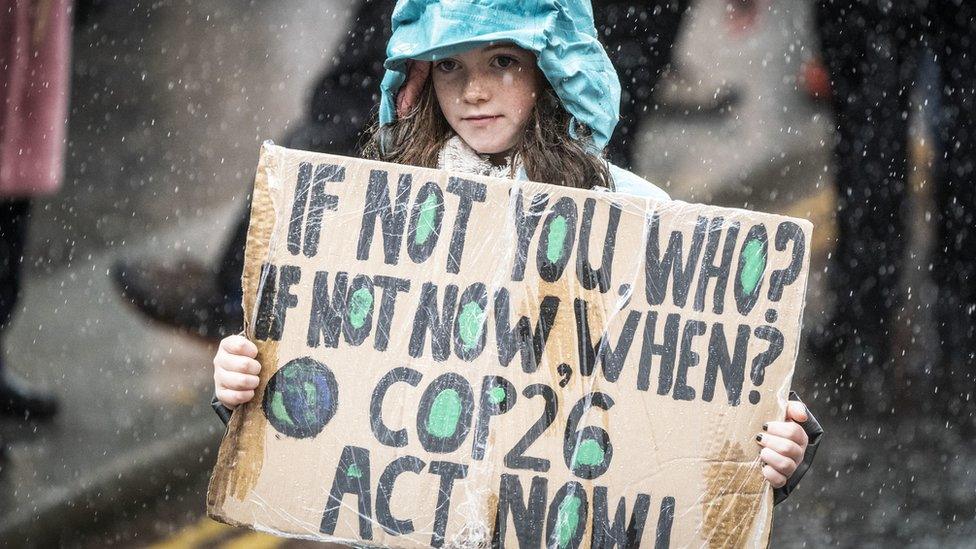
431, 44, 541, 158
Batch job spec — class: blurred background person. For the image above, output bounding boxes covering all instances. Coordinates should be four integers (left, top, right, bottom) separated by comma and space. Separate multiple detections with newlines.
811, 0, 976, 420
0, 0, 72, 423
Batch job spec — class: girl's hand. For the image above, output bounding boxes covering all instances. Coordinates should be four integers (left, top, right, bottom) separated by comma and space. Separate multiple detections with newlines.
213, 335, 261, 409
756, 401, 809, 488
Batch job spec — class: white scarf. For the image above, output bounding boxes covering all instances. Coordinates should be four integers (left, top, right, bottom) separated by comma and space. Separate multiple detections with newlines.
436, 135, 524, 179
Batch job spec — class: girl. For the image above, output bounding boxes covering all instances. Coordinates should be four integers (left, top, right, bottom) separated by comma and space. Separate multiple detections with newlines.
214, 0, 819, 506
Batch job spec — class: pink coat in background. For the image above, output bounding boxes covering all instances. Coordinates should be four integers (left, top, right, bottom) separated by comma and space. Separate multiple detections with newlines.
0, 0, 73, 198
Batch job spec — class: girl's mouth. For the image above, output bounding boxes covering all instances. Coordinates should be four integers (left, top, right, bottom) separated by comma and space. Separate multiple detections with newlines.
462, 115, 502, 127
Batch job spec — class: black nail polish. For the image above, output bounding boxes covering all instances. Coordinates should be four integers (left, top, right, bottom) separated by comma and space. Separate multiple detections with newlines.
756, 434, 763, 442
762, 423, 768, 431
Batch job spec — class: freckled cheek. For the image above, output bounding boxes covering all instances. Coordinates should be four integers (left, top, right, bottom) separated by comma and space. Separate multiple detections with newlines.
434, 80, 462, 111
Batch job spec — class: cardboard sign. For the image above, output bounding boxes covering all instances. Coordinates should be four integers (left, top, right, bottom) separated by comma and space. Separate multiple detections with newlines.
207, 143, 812, 548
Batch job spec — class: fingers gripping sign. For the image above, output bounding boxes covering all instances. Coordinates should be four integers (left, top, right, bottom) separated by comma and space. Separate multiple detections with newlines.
756, 401, 810, 488
214, 335, 262, 409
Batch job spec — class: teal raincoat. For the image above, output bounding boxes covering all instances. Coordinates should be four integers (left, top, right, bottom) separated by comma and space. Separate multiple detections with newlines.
377, 0, 669, 200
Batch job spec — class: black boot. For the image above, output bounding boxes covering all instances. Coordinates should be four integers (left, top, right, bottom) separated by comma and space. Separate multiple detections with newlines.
111, 258, 243, 342
0, 373, 58, 420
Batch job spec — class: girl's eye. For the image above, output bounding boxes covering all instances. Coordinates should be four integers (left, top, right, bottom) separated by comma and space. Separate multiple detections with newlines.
492, 55, 518, 69
436, 59, 459, 72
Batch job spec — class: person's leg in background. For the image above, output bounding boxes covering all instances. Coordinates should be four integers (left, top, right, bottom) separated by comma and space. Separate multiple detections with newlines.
0, 0, 70, 421
113, 0, 394, 340
811, 0, 918, 410
932, 0, 976, 423
594, 0, 692, 168
0, 200, 58, 419
0, 199, 18, 465
0, 202, 30, 358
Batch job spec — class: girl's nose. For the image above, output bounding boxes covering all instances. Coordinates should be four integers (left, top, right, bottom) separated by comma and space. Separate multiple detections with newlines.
462, 75, 490, 103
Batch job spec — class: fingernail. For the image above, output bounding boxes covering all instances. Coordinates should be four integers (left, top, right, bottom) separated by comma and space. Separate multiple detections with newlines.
762, 423, 768, 431
756, 434, 763, 442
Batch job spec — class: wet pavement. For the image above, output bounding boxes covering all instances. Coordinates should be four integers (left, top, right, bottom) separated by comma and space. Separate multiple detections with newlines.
3, 0, 975, 546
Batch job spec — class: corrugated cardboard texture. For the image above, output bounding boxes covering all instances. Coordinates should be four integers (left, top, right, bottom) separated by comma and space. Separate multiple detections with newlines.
207, 143, 812, 548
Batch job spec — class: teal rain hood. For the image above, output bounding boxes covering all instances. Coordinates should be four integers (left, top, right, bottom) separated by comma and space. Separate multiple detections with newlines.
378, 0, 621, 150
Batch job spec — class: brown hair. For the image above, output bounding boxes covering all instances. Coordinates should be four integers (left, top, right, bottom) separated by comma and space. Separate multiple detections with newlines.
362, 79, 613, 190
